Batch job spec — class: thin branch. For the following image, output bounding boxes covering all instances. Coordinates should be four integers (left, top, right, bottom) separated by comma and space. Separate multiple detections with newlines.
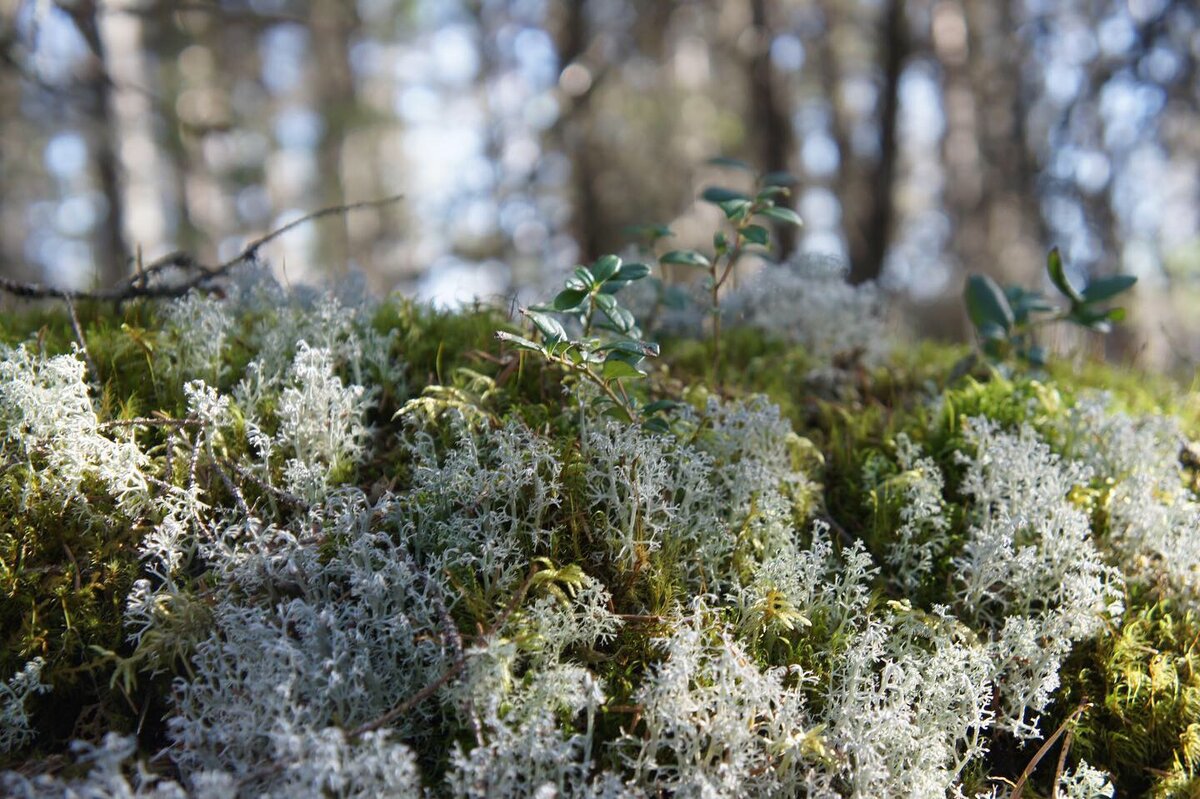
61, 293, 100, 382
1010, 701, 1091, 799
212, 458, 251, 519
224, 459, 307, 510
1050, 722, 1077, 799
0, 195, 404, 302
100, 417, 199, 430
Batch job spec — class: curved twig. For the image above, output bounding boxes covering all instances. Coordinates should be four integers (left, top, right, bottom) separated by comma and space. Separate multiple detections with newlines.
0, 195, 404, 302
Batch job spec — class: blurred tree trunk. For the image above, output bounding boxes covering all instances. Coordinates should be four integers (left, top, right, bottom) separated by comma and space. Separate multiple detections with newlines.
310, 1, 359, 274
553, 0, 603, 263
848, 0, 904, 285
940, 0, 1043, 292
0, 7, 26, 284
65, 0, 129, 287
150, 1, 200, 257
747, 0, 797, 259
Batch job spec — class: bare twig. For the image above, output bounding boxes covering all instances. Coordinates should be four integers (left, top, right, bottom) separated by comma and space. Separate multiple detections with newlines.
1010, 701, 1091, 799
100, 417, 199, 430
1050, 722, 1077, 799
224, 459, 307, 510
61, 293, 100, 382
0, 195, 404, 302
212, 459, 251, 519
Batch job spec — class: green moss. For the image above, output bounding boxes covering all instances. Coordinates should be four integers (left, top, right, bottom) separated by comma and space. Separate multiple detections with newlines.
0, 476, 142, 762
3, 290, 1200, 790
1056, 586, 1200, 797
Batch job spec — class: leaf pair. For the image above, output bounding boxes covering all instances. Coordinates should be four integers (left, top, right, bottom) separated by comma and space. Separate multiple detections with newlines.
497, 253, 672, 431
965, 247, 1137, 367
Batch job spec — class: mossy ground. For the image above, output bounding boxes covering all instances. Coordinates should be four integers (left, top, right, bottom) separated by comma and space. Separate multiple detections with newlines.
1, 294, 1197, 796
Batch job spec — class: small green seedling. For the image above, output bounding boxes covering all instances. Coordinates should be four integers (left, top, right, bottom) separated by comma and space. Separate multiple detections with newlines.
497, 254, 673, 432
965, 247, 1137, 367
659, 157, 803, 380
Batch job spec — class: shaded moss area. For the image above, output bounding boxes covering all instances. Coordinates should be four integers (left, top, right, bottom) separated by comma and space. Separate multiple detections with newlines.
1, 294, 1198, 795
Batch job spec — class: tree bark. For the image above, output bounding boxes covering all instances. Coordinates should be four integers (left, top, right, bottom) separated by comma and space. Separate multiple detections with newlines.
747, 0, 797, 259
310, 1, 360, 275
67, 0, 130, 287
849, 0, 905, 284
554, 0, 603, 263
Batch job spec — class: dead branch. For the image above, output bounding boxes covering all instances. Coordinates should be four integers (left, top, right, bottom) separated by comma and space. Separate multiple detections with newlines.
0, 195, 404, 303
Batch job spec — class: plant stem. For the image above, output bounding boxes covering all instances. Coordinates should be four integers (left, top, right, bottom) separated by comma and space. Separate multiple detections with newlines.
549, 349, 637, 422
582, 294, 596, 336
709, 232, 744, 383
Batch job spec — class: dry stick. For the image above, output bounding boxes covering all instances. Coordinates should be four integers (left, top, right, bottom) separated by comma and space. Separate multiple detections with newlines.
212, 458, 251, 519
224, 458, 307, 510
1050, 722, 1078, 799
61, 293, 100, 381
0, 195, 404, 302
99, 417, 198, 430
1009, 701, 1091, 799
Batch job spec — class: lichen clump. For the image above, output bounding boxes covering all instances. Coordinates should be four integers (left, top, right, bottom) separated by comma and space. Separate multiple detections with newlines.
0, 263, 1197, 798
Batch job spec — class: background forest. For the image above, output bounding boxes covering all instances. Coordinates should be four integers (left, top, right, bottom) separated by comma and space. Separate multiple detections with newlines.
0, 0, 1198, 366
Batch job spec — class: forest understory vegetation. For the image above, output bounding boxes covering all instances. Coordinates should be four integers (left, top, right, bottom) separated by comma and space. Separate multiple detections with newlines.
0, 190, 1198, 798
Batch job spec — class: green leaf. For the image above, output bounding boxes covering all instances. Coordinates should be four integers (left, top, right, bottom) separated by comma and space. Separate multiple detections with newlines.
599, 339, 658, 357
612, 262, 651, 282
602, 404, 634, 424
1071, 304, 1126, 332
599, 280, 629, 294
591, 255, 621, 283
701, 186, 750, 204
718, 199, 753, 221
713, 231, 728, 254
661, 250, 711, 268
757, 206, 803, 226
552, 289, 588, 311
606, 305, 637, 333
523, 309, 567, 343
623, 223, 674, 242
755, 185, 790, 200
978, 321, 1008, 341
1081, 275, 1137, 304
495, 330, 541, 352
592, 293, 636, 332
643, 399, 678, 414
594, 293, 617, 312
573, 266, 596, 288
761, 170, 798, 186
982, 337, 1008, 360
741, 225, 770, 246
602, 358, 645, 380
1046, 247, 1083, 304
1005, 286, 1054, 320
964, 274, 1015, 333
642, 416, 671, 434
706, 156, 754, 171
